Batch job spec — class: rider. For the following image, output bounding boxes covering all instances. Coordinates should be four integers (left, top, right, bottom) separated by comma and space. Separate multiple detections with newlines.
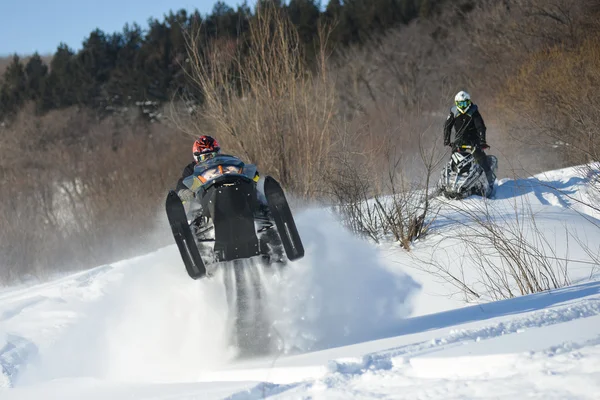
176, 135, 222, 203
176, 135, 262, 204
443, 91, 494, 184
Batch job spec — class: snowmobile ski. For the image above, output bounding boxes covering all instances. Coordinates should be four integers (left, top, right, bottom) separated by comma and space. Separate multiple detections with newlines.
264, 176, 304, 261
165, 190, 207, 279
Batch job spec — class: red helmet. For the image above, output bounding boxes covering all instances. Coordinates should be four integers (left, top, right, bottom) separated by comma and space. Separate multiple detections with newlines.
192, 135, 220, 162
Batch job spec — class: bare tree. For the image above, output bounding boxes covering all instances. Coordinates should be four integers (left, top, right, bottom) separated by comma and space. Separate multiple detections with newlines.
180, 5, 338, 198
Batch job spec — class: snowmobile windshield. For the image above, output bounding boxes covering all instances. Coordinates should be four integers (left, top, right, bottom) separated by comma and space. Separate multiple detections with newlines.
182, 154, 258, 192
195, 154, 244, 173
454, 144, 476, 154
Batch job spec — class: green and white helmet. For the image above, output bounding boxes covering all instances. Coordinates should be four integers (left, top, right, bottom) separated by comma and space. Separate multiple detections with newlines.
455, 91, 472, 113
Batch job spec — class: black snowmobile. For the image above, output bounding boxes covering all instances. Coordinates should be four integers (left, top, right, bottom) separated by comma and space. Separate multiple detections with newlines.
437, 144, 498, 200
165, 155, 304, 280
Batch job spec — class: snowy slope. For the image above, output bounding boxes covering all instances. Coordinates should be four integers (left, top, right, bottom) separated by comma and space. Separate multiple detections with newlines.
1, 165, 599, 399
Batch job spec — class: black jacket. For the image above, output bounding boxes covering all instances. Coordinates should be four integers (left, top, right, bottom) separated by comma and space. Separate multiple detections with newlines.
443, 104, 487, 146
175, 161, 197, 192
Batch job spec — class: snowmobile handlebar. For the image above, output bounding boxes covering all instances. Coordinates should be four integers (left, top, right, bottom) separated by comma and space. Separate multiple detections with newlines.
198, 173, 255, 194
450, 143, 490, 151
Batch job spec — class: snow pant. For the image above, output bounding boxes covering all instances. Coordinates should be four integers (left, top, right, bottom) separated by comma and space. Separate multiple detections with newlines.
472, 147, 490, 173
471, 147, 495, 183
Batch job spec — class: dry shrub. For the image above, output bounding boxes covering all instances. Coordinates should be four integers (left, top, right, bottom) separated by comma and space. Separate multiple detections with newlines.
497, 8, 600, 204
0, 104, 188, 285
331, 18, 453, 175
182, 5, 337, 198
455, 0, 600, 176
414, 197, 577, 302
503, 33, 600, 163
326, 121, 442, 249
334, 19, 448, 116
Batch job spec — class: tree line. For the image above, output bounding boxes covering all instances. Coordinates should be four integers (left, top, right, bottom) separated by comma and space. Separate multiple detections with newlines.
0, 0, 443, 121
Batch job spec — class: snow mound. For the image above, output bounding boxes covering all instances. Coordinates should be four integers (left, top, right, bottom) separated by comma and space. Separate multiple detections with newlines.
266, 208, 420, 353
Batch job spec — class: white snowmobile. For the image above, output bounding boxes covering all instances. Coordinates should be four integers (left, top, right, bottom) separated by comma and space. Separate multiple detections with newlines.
437, 144, 498, 200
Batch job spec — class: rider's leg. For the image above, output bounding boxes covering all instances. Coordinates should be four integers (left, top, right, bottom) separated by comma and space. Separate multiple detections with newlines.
473, 148, 495, 184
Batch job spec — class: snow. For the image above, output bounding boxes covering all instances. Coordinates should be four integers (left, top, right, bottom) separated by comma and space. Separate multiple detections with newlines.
1, 164, 600, 399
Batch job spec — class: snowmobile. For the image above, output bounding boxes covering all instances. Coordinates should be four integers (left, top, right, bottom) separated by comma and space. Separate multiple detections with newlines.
165, 154, 305, 280
437, 144, 498, 200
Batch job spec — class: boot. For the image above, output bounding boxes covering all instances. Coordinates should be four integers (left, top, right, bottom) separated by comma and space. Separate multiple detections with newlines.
474, 148, 495, 186
485, 167, 496, 187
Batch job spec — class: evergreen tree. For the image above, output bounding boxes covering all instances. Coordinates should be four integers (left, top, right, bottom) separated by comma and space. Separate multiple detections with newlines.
0, 85, 11, 119
325, 0, 348, 44
287, 0, 321, 63
107, 23, 144, 105
206, 2, 241, 37
39, 44, 77, 110
79, 29, 116, 85
0, 55, 27, 115
24, 53, 48, 101
400, 0, 418, 23
0, 0, 448, 117
419, 0, 433, 18
288, 0, 321, 43
256, 0, 285, 11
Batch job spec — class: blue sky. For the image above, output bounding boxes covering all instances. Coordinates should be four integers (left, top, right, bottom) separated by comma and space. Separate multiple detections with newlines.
0, 0, 240, 56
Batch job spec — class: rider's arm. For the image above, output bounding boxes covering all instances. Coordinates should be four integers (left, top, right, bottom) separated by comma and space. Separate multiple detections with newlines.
473, 110, 487, 144
443, 111, 455, 145
175, 162, 196, 191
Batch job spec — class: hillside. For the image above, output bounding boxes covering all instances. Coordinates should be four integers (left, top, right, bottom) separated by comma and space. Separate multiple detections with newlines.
1, 165, 599, 399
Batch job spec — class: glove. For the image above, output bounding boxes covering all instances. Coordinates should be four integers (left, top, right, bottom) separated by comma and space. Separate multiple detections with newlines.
480, 142, 489, 150
178, 188, 195, 203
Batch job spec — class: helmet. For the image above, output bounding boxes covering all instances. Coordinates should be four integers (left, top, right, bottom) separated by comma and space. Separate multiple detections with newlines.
193, 135, 221, 162
455, 91, 472, 113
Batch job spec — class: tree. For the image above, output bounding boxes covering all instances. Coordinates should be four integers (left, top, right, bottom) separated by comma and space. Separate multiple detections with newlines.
420, 0, 433, 18
0, 55, 27, 116
73, 29, 120, 108
25, 53, 48, 101
139, 18, 172, 102
206, 2, 240, 37
400, 0, 418, 23
106, 23, 144, 105
39, 44, 77, 110
325, 0, 349, 44
288, 0, 321, 43
79, 29, 116, 84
